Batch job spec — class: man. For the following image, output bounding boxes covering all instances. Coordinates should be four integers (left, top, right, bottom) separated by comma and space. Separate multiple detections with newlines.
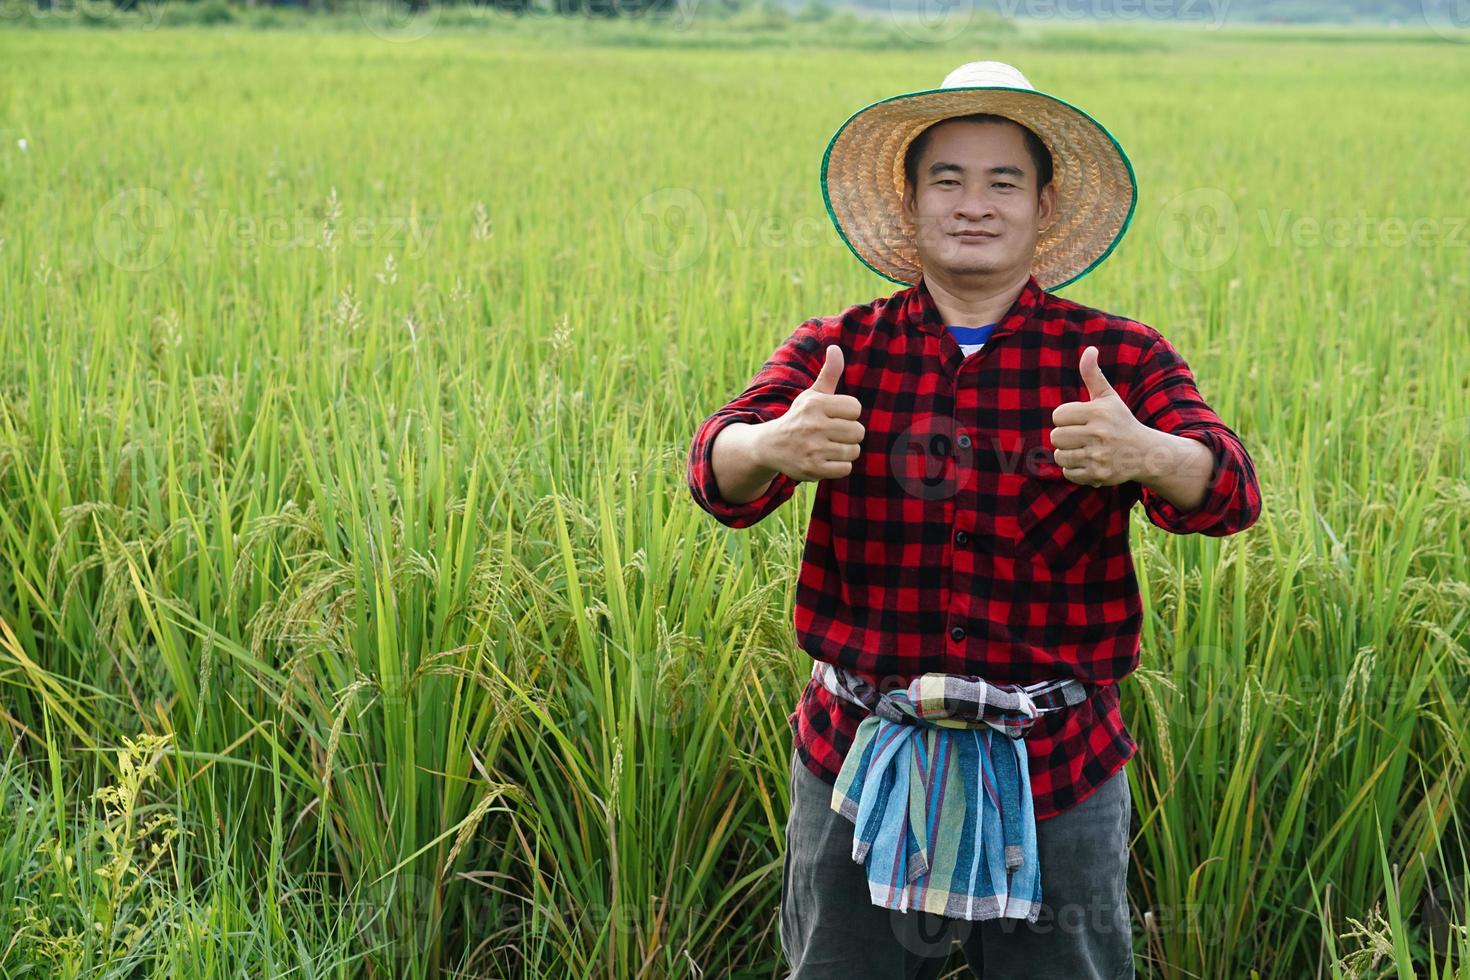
686, 61, 1262, 979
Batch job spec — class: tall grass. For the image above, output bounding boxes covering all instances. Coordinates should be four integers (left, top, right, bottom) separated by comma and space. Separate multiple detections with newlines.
0, 22, 1467, 978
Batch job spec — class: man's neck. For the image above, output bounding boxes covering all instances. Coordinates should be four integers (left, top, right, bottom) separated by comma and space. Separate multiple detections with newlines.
923, 268, 1030, 327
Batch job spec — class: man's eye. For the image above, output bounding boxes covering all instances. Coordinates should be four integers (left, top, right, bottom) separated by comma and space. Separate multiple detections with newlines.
994, 182, 1016, 189
938, 179, 959, 186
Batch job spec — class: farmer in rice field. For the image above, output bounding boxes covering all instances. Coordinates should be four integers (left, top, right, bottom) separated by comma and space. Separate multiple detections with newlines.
686, 61, 1262, 978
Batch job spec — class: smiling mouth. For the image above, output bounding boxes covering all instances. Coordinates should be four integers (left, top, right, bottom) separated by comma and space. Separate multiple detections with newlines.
952, 232, 999, 242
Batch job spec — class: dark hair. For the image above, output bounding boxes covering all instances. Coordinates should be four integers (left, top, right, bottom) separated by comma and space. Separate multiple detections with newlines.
902, 113, 1054, 201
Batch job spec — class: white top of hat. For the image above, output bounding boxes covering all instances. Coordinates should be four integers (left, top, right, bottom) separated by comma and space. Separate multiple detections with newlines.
940, 61, 1035, 92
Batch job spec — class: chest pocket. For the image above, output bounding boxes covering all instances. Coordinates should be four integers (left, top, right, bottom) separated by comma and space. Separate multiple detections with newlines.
1015, 473, 1111, 569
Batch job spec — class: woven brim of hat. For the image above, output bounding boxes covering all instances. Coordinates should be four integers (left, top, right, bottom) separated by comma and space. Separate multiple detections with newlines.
822, 84, 1137, 292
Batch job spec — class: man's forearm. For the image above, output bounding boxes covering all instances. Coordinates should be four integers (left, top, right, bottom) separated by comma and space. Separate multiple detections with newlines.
1133, 428, 1215, 512
711, 421, 783, 505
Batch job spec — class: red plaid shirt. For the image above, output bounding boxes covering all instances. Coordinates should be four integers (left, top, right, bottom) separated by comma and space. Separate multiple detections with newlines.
687, 272, 1262, 820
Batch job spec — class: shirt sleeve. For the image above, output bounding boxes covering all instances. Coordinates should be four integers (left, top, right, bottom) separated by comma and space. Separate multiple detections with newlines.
1126, 334, 1263, 536
687, 317, 831, 529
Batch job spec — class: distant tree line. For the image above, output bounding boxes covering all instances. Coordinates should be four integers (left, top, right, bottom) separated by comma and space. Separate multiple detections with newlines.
948, 0, 1432, 23
65, 0, 724, 17
232, 0, 689, 14
970, 0, 1428, 22
25, 0, 1440, 26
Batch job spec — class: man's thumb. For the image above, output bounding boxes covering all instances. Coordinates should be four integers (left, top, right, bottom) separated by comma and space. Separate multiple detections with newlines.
1080, 345, 1116, 400
811, 344, 844, 395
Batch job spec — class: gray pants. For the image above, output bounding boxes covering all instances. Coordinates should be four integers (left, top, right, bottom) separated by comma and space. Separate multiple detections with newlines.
779, 745, 1135, 979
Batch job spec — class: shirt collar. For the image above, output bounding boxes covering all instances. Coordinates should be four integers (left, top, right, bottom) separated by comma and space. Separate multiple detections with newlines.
905, 271, 1044, 345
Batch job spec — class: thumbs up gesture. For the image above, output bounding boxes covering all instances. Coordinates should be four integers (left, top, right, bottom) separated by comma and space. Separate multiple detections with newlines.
1048, 346, 1151, 488
760, 345, 867, 482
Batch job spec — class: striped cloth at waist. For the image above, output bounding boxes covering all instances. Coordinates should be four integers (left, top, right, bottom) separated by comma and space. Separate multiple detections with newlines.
811, 660, 1090, 922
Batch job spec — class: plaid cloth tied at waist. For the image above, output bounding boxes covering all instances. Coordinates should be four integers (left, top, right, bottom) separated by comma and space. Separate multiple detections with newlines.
810, 660, 1090, 922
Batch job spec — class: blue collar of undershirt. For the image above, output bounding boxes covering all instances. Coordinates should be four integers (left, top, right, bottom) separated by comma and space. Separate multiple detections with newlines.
946, 322, 999, 345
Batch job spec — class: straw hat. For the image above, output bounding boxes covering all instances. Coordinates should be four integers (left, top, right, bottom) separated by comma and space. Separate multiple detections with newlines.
820, 61, 1137, 292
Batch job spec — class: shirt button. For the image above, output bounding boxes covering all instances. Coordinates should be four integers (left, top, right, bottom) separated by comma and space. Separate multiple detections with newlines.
955, 530, 969, 546
950, 625, 965, 642
956, 434, 972, 449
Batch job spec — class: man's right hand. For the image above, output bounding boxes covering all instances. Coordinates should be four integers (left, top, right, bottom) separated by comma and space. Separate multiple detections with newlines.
758, 345, 866, 482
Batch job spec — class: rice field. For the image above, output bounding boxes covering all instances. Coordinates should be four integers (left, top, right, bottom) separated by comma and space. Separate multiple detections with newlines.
1, 16, 1468, 979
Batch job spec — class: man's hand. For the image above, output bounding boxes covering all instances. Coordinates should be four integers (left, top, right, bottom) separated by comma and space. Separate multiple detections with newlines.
1048, 345, 1155, 488
758, 344, 866, 482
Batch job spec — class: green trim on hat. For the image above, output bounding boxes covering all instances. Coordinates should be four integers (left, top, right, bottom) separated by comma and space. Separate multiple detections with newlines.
819, 84, 1139, 293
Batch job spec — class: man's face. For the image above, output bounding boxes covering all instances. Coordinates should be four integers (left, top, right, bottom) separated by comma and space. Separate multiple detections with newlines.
901, 119, 1056, 283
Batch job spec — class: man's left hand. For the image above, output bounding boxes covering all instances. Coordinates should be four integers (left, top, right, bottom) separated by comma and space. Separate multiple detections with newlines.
1048, 346, 1154, 488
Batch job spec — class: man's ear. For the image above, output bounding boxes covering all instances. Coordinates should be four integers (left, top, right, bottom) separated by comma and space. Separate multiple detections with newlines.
1037, 181, 1058, 233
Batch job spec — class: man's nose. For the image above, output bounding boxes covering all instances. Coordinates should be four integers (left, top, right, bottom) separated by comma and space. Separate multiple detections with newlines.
954, 191, 997, 220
